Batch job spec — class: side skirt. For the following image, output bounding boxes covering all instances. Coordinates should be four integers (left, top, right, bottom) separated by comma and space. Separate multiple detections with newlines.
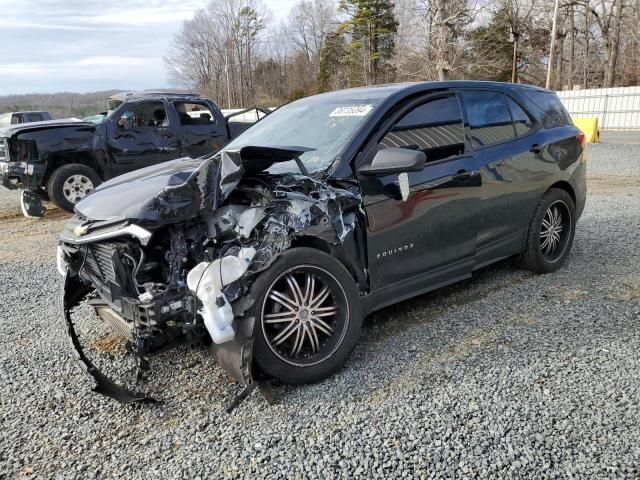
361, 258, 473, 315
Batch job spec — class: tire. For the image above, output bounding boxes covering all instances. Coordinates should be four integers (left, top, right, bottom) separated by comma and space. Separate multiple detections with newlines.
519, 188, 576, 274
47, 164, 101, 213
250, 247, 362, 384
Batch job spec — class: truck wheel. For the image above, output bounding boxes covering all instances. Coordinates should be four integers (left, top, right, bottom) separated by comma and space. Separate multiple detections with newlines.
47, 164, 101, 213
250, 247, 363, 384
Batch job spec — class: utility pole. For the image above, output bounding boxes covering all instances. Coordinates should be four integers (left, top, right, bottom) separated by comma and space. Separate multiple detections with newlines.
225, 49, 232, 109
546, 0, 561, 89
510, 26, 519, 83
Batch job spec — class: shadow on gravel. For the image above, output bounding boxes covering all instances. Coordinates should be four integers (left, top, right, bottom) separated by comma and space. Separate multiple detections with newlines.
361, 259, 533, 343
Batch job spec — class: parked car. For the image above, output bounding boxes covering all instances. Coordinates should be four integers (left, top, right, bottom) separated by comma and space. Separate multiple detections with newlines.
0, 91, 267, 216
58, 81, 586, 408
0, 111, 51, 126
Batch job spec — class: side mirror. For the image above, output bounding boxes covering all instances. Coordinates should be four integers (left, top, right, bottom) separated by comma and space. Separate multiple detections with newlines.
359, 147, 426, 176
118, 111, 135, 130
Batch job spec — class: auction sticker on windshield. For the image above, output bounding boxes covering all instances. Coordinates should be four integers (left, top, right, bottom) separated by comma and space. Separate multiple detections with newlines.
329, 105, 374, 117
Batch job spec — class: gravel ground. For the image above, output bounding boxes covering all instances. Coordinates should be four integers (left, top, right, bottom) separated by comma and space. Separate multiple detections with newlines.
1, 146, 639, 479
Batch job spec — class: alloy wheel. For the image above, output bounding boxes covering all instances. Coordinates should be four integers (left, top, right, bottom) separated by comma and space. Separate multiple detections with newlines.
63, 174, 94, 204
539, 200, 572, 263
261, 265, 349, 367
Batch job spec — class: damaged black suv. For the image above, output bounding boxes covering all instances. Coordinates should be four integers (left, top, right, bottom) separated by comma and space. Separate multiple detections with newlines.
58, 81, 586, 406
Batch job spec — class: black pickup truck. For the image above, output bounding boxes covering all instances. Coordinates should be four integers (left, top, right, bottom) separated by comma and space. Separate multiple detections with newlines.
0, 92, 266, 216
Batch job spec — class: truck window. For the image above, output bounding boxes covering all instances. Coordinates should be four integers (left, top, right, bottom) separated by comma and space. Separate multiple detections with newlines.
26, 113, 45, 122
122, 101, 169, 129
462, 91, 515, 148
11, 115, 21, 124
174, 102, 215, 126
379, 95, 465, 163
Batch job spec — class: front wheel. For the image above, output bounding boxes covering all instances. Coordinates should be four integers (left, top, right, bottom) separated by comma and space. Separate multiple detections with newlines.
47, 163, 101, 213
250, 247, 362, 384
519, 188, 576, 273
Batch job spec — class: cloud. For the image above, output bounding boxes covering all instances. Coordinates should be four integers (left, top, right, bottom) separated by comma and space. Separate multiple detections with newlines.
0, 0, 297, 95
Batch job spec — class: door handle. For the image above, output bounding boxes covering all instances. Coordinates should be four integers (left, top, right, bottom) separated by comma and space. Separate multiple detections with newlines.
530, 144, 545, 154
453, 170, 475, 182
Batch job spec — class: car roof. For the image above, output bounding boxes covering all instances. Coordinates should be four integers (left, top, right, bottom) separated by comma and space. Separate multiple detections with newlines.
0, 111, 49, 115
108, 91, 206, 103
308, 81, 551, 103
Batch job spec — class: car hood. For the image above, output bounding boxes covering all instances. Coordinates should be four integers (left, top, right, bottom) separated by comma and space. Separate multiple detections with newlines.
0, 118, 93, 137
74, 146, 314, 225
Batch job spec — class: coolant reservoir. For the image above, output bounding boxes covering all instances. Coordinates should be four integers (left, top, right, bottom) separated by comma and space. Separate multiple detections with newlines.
186, 248, 256, 344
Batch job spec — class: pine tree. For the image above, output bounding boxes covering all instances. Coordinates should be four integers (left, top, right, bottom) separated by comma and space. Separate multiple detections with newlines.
339, 0, 398, 86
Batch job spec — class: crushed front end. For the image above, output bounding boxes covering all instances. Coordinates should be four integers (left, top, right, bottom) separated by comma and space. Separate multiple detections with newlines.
59, 149, 362, 408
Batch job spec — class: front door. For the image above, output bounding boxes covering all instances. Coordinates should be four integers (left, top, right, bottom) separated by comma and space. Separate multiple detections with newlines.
106, 100, 180, 177
359, 93, 483, 291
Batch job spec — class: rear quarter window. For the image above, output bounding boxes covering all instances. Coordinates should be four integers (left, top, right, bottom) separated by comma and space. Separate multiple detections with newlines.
523, 90, 572, 129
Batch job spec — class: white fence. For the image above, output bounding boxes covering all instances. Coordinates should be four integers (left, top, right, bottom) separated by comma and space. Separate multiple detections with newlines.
557, 86, 640, 130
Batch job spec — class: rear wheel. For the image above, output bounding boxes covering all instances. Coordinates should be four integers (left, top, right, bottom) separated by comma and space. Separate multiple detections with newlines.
47, 163, 101, 213
250, 247, 362, 384
520, 188, 576, 273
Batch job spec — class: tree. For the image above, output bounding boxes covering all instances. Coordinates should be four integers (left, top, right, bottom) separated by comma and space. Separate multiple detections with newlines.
466, 5, 514, 82
164, 0, 269, 108
339, 0, 399, 85
318, 31, 349, 91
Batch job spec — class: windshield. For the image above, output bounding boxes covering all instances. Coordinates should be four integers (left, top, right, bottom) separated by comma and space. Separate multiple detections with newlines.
223, 93, 384, 174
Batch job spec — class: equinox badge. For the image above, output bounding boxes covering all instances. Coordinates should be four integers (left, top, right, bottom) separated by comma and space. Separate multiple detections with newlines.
377, 243, 414, 259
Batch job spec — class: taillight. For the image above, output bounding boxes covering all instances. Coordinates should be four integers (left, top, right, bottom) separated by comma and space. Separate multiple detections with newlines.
576, 131, 586, 162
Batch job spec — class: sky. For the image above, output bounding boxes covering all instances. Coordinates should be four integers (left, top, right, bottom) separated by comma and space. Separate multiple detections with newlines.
0, 0, 296, 96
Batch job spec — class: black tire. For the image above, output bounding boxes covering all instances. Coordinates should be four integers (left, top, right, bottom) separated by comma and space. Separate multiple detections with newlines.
520, 188, 576, 273
250, 247, 362, 384
47, 164, 101, 213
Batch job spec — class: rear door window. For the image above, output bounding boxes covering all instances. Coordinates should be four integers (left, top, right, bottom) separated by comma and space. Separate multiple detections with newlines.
506, 97, 535, 136
379, 95, 465, 162
462, 91, 515, 148
174, 102, 216, 125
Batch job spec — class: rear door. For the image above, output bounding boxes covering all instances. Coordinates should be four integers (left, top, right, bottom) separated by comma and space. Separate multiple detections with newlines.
459, 90, 543, 266
359, 93, 482, 291
170, 100, 228, 157
106, 100, 181, 177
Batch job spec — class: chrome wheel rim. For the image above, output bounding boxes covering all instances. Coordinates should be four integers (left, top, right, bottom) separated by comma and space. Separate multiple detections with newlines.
63, 174, 94, 204
261, 265, 348, 367
540, 200, 571, 263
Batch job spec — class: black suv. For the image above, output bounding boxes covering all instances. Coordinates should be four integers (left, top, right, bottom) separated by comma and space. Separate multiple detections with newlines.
58, 81, 586, 406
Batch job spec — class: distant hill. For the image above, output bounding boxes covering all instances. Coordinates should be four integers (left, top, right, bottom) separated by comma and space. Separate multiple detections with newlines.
0, 90, 121, 119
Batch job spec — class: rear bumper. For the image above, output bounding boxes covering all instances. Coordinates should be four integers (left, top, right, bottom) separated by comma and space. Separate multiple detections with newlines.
571, 158, 587, 219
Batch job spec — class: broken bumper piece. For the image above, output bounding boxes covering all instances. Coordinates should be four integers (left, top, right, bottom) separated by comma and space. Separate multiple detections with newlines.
63, 273, 265, 411
63, 274, 157, 404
